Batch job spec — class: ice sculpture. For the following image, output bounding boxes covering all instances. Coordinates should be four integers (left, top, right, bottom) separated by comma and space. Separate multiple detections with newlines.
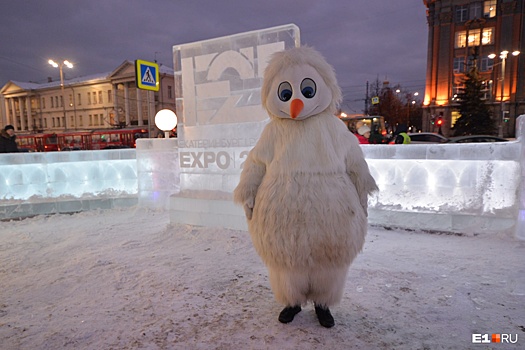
172, 24, 300, 196
168, 24, 300, 229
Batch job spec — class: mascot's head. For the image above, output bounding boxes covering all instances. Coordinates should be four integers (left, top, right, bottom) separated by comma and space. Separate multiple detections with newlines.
261, 46, 342, 121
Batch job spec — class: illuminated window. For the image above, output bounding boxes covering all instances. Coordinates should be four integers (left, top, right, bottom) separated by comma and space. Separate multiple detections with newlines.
455, 28, 494, 48
451, 111, 461, 127
481, 28, 494, 45
456, 32, 467, 48
484, 0, 497, 18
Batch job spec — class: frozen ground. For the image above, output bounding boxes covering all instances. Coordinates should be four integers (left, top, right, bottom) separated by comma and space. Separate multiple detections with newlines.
0, 207, 524, 349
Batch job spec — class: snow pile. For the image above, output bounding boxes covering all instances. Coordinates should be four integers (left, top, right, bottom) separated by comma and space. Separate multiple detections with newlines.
1, 207, 523, 349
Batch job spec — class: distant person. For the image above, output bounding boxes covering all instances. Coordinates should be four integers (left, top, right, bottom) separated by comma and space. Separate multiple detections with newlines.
356, 125, 370, 144
394, 124, 411, 144
368, 125, 384, 144
0, 125, 19, 153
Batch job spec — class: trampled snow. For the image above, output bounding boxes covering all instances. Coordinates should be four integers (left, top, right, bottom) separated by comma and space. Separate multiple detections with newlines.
1, 207, 524, 349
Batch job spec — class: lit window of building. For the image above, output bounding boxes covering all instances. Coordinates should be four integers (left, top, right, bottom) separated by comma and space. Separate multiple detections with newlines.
484, 0, 497, 18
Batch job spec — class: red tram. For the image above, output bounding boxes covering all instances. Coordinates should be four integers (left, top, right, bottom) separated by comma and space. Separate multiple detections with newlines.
17, 128, 149, 152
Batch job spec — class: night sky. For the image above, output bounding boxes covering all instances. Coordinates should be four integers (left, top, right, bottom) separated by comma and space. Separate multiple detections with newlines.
0, 0, 428, 113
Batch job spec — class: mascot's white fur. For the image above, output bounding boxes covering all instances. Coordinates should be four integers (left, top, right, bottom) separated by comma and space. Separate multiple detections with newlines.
233, 46, 378, 328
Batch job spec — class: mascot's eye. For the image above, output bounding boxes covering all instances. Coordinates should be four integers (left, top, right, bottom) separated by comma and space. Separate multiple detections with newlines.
278, 82, 293, 102
301, 78, 316, 98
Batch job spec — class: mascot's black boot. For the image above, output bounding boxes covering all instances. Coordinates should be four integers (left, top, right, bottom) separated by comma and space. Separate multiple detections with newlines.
315, 304, 335, 328
278, 306, 302, 323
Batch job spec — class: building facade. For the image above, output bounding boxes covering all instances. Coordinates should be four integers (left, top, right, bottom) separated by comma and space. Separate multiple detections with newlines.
423, 0, 525, 137
0, 61, 176, 137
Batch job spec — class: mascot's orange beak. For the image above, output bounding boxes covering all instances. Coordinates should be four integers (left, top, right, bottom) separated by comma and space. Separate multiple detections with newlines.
290, 99, 304, 119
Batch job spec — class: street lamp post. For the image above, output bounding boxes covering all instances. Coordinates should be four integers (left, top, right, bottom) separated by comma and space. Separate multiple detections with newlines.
396, 90, 419, 129
488, 50, 520, 137
49, 59, 73, 130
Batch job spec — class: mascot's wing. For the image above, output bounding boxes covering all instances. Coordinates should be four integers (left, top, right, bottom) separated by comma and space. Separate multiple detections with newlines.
345, 137, 378, 216
233, 152, 265, 219
233, 132, 271, 219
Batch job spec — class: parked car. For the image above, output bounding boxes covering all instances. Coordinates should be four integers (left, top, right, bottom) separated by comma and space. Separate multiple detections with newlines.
407, 132, 449, 144
447, 135, 508, 143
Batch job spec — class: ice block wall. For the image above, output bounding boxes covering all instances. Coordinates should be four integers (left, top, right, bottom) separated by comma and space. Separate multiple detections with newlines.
364, 139, 522, 236
515, 116, 525, 239
0, 127, 523, 236
136, 138, 180, 208
0, 149, 137, 219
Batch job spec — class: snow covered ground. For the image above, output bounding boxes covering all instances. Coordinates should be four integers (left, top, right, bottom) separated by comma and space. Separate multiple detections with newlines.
1, 207, 524, 349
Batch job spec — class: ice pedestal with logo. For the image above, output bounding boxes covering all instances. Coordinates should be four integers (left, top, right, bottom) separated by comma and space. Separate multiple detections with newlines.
168, 24, 300, 230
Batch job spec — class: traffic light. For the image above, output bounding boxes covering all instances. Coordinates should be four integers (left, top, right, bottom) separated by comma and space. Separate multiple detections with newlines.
436, 117, 443, 126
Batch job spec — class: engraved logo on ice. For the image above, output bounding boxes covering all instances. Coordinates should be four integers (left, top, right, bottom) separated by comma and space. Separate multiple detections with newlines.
181, 42, 284, 126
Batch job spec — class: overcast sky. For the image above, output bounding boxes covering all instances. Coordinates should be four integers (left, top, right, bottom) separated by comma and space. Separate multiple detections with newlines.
0, 0, 428, 114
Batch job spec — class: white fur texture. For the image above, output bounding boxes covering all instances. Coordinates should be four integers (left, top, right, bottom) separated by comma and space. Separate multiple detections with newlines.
233, 47, 378, 307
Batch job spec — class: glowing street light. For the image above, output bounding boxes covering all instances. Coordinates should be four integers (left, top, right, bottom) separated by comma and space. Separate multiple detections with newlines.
488, 50, 520, 137
401, 91, 420, 126
49, 59, 73, 129
155, 109, 178, 138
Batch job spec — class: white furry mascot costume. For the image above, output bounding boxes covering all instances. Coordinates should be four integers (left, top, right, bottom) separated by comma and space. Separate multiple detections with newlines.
233, 46, 378, 328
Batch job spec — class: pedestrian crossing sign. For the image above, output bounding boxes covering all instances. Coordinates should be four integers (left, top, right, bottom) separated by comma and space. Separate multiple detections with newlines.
135, 59, 159, 91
